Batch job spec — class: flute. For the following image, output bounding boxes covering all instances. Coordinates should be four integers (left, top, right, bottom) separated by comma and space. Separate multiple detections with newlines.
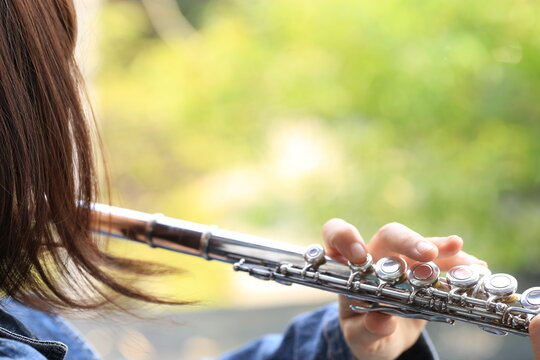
90, 203, 540, 337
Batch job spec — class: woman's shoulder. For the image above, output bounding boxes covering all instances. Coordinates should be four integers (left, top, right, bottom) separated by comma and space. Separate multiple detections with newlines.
0, 299, 99, 360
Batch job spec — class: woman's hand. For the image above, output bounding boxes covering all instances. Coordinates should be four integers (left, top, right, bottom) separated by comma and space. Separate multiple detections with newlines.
322, 219, 486, 360
529, 315, 540, 359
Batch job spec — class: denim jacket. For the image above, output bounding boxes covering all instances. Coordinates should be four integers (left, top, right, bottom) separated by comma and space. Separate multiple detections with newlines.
0, 299, 438, 360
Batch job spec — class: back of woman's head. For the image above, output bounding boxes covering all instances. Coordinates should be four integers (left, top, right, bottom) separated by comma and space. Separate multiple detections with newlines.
0, 0, 180, 313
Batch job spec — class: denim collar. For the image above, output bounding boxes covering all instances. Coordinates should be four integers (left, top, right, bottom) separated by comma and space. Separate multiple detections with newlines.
0, 308, 67, 360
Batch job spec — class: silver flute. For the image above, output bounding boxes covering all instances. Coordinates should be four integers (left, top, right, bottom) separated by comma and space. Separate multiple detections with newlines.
91, 203, 540, 337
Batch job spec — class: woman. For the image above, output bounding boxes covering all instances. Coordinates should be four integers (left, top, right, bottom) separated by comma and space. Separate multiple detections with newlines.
1, 1, 535, 359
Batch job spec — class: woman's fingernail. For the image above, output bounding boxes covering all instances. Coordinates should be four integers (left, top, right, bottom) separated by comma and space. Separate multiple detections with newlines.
350, 243, 366, 264
416, 240, 435, 254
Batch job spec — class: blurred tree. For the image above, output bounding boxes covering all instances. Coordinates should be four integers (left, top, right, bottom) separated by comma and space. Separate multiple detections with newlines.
97, 0, 540, 304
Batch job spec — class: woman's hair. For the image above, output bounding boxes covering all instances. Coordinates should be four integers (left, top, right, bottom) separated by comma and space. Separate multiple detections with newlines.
0, 0, 182, 313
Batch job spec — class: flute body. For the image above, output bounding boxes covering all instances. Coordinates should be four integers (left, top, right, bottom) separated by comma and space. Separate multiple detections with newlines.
91, 204, 540, 337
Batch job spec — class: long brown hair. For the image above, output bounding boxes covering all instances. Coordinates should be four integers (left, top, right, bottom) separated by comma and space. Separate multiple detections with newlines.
0, 0, 183, 313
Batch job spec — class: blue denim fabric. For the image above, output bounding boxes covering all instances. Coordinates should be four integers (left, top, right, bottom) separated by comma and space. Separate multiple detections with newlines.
0, 300, 437, 360
217, 303, 439, 360
217, 303, 355, 360
0, 299, 99, 360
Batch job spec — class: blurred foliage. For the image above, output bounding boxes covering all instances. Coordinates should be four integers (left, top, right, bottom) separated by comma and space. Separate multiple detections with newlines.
97, 0, 540, 304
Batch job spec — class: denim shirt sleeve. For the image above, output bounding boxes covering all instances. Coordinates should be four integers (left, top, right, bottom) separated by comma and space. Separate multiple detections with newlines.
217, 303, 439, 360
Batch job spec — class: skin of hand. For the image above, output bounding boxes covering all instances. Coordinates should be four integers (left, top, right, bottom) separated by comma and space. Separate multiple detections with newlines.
529, 315, 540, 359
322, 219, 487, 360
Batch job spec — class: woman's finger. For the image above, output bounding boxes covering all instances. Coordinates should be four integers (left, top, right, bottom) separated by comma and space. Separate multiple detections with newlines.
338, 296, 372, 320
369, 222, 438, 262
529, 315, 540, 360
339, 296, 398, 343
434, 250, 487, 271
352, 312, 398, 346
425, 235, 463, 258
322, 218, 367, 264
339, 296, 425, 356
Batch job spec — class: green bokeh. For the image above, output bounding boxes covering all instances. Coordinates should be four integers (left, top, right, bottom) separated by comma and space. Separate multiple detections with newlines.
97, 0, 540, 304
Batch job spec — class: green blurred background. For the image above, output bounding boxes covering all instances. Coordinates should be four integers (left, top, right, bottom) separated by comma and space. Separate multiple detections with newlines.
93, 0, 540, 306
